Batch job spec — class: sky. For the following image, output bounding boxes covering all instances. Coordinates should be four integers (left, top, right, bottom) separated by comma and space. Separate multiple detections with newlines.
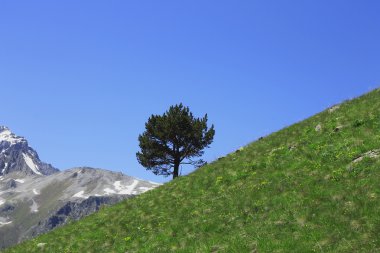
0, 1, 379, 183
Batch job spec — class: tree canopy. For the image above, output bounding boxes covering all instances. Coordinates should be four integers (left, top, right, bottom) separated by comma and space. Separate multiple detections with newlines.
136, 104, 215, 179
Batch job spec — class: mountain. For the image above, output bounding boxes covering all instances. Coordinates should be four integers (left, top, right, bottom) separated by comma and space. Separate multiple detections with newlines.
0, 126, 58, 176
3, 88, 380, 253
0, 127, 160, 250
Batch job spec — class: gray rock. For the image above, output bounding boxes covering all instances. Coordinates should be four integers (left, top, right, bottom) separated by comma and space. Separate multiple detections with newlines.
352, 149, 380, 163
37, 242, 47, 248
328, 105, 340, 113
0, 204, 15, 214
5, 179, 17, 189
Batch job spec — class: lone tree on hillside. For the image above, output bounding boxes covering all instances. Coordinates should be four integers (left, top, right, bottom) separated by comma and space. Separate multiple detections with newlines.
136, 104, 215, 179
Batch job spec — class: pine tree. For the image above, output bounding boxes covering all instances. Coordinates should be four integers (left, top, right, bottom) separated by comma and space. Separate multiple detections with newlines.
136, 104, 215, 179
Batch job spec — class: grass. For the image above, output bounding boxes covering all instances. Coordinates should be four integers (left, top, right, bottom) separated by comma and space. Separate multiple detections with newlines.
3, 88, 380, 252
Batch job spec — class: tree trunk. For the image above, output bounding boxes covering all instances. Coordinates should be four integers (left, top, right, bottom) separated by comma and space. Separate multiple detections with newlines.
173, 160, 180, 179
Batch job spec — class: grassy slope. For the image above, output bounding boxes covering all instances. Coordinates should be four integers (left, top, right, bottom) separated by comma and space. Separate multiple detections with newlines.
4, 89, 380, 253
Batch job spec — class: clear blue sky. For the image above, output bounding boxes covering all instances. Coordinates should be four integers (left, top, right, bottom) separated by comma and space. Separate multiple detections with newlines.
0, 1, 379, 183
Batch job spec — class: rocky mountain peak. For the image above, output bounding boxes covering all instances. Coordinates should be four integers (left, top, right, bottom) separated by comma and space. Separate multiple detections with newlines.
0, 126, 58, 177
0, 126, 27, 146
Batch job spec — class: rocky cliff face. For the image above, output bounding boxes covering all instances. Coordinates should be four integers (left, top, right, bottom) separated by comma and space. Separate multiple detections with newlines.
0, 127, 161, 249
26, 195, 131, 238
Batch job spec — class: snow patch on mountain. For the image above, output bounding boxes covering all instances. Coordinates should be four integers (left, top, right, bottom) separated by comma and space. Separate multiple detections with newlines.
138, 186, 153, 193
0, 221, 12, 227
0, 216, 12, 227
0, 220, 12, 226
104, 188, 116, 195
114, 180, 139, 194
22, 153, 42, 175
103, 180, 141, 195
0, 126, 25, 145
30, 199, 39, 213
148, 180, 162, 185
73, 190, 88, 199
1, 165, 5, 175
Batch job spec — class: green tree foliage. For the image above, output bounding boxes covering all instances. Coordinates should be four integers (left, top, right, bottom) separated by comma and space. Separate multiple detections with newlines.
136, 104, 215, 179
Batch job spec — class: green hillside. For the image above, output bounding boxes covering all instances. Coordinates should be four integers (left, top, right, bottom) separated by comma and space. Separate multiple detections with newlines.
4, 89, 380, 253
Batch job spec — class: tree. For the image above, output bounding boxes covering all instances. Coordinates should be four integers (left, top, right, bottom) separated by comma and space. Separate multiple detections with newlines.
136, 103, 215, 179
